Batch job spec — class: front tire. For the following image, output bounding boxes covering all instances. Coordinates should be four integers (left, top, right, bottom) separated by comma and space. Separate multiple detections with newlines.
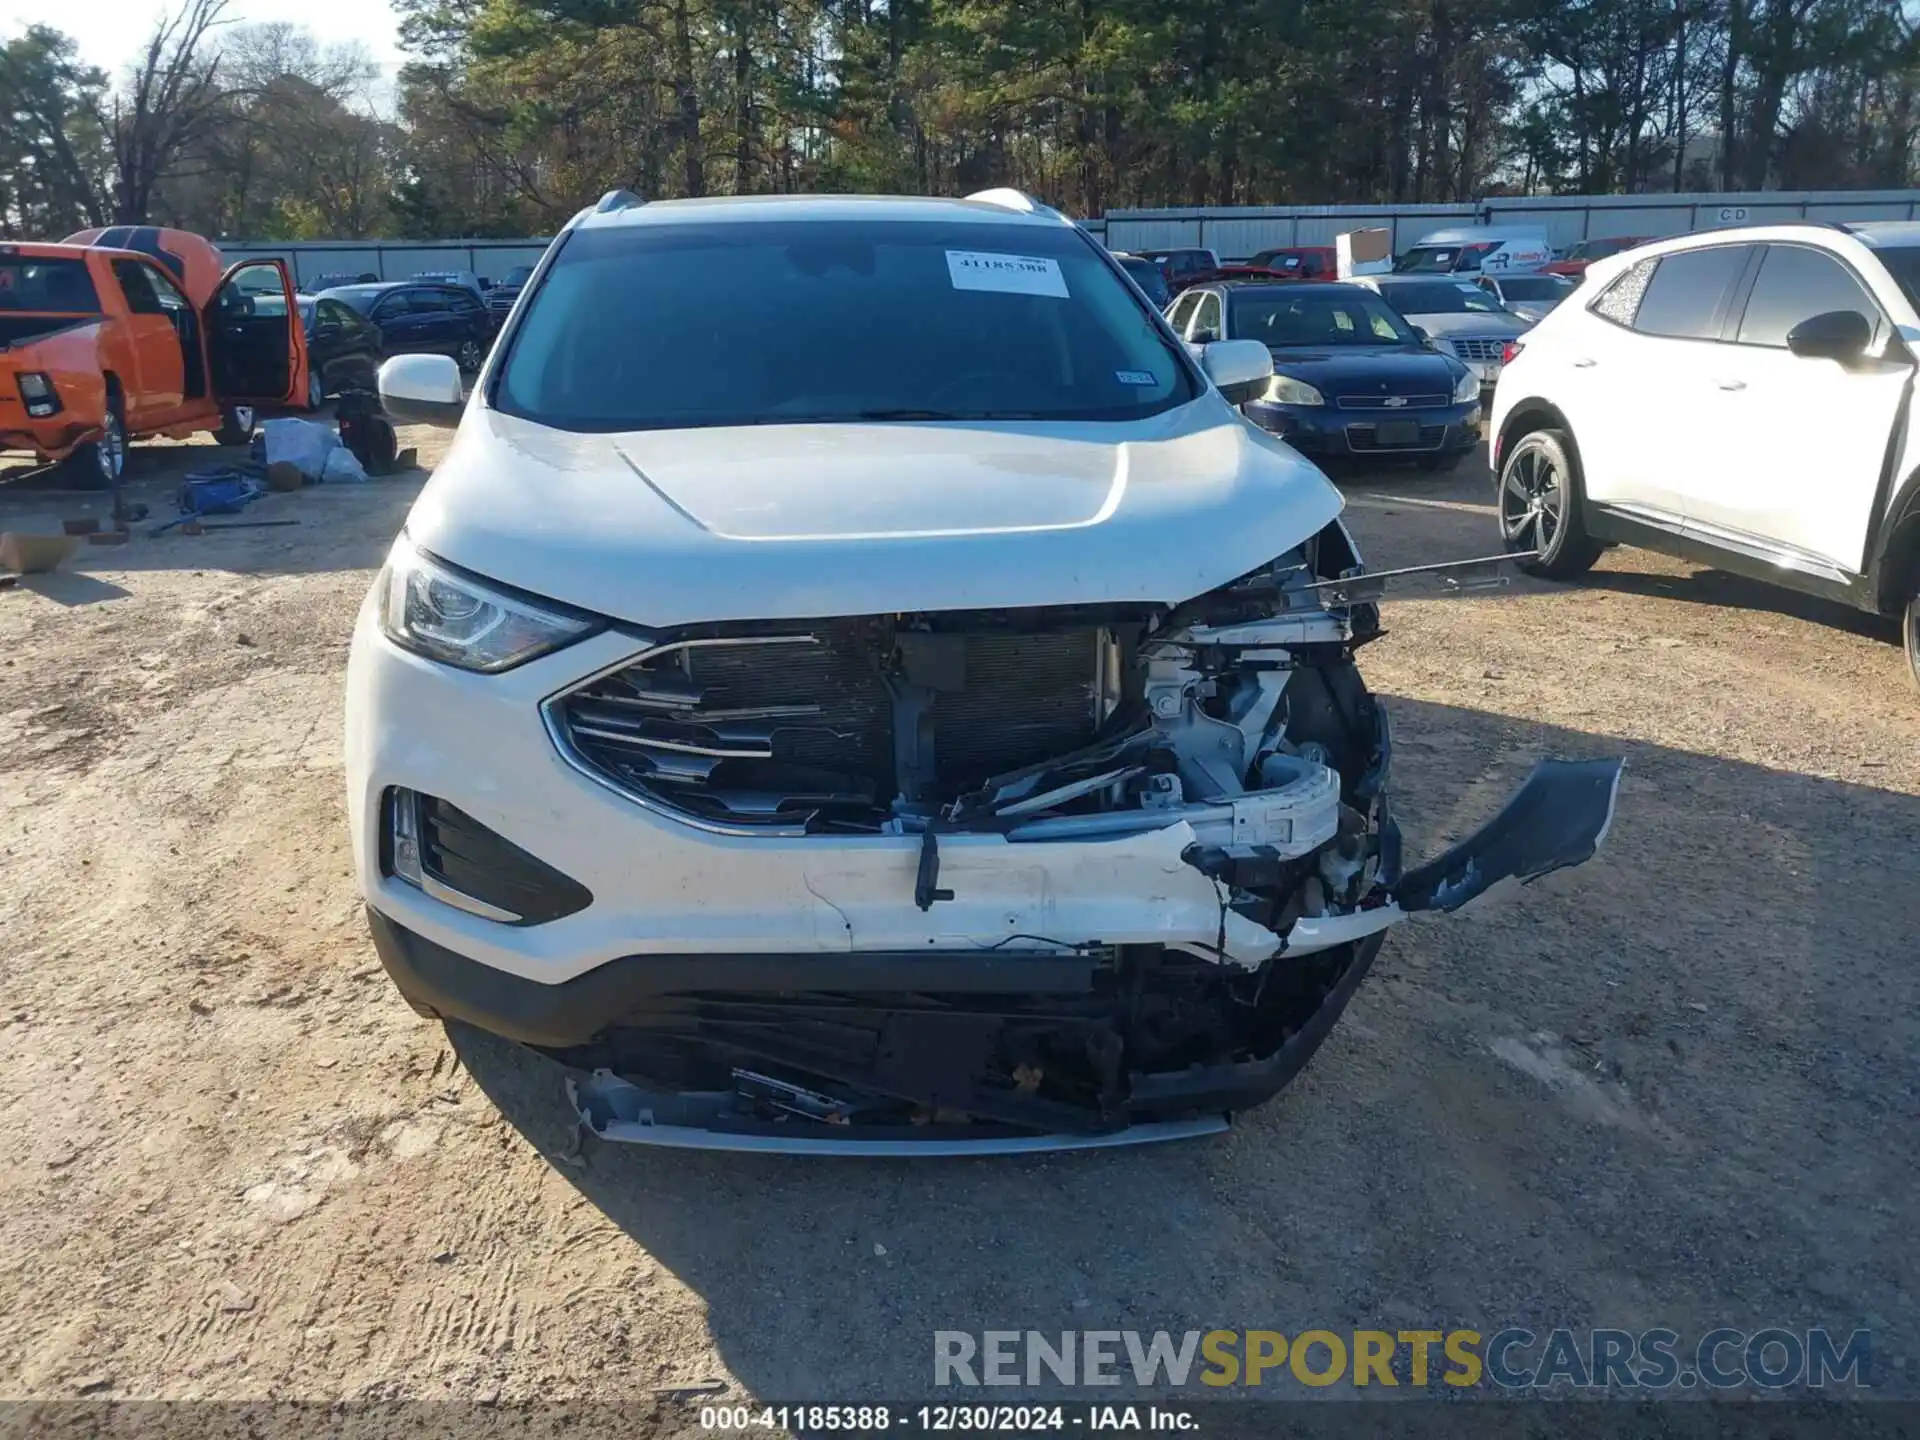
214, 404, 255, 447
456, 338, 485, 373
1497, 427, 1603, 580
1903, 580, 1920, 690
60, 392, 126, 490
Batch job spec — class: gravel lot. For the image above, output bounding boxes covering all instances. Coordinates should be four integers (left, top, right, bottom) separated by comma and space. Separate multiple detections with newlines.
0, 428, 1915, 1407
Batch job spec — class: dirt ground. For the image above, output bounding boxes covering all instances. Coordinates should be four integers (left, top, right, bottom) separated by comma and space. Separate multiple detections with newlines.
0, 425, 1915, 1409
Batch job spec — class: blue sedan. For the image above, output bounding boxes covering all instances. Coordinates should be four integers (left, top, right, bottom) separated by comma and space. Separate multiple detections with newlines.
1171, 281, 1483, 471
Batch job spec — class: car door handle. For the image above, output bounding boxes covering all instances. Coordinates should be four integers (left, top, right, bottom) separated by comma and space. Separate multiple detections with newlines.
1713, 378, 1747, 391
1572, 358, 1597, 368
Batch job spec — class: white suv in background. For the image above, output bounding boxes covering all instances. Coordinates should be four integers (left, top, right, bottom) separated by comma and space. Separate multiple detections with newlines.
1490, 222, 1920, 684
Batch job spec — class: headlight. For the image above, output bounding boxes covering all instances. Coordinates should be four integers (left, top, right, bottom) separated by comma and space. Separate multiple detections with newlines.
1452, 367, 1481, 403
378, 536, 599, 672
1264, 375, 1325, 406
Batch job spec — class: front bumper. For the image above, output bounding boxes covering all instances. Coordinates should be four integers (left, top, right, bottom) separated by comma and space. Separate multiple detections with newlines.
349, 588, 1621, 1151
372, 905, 1390, 1153
346, 610, 1321, 986
1243, 398, 1481, 458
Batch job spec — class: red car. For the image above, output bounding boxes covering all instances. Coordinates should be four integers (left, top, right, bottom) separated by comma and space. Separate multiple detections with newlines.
1544, 236, 1655, 277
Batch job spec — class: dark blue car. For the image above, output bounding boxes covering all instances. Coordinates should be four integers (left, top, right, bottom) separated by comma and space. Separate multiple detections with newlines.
1169, 281, 1483, 470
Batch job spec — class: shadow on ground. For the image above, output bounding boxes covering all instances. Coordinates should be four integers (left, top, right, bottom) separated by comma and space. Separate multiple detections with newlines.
450, 697, 1920, 1402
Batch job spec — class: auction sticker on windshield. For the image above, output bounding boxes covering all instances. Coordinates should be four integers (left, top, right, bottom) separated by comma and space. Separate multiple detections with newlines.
947, 250, 1069, 298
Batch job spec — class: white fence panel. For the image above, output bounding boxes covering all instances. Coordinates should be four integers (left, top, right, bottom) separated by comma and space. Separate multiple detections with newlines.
1201, 216, 1301, 257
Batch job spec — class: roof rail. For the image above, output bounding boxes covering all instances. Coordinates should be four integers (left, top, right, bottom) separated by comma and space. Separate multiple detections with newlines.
595, 188, 646, 214
1715, 217, 1850, 234
964, 187, 1064, 220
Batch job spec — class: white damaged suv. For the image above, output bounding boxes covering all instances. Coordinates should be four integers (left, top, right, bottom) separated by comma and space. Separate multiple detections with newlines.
348, 189, 1622, 1153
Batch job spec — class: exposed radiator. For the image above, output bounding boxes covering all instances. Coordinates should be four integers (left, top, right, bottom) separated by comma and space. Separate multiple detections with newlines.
550, 621, 1103, 830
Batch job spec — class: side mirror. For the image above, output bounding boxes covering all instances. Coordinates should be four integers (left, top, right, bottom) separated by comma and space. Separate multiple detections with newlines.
379, 352, 465, 428
1410, 325, 1432, 346
1200, 338, 1274, 406
1786, 309, 1871, 364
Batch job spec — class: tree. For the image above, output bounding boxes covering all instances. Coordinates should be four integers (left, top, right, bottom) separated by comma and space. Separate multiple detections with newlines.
111, 0, 234, 224
0, 28, 110, 236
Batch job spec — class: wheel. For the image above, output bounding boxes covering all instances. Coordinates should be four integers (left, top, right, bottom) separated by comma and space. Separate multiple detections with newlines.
1904, 582, 1920, 690
60, 391, 126, 490
214, 404, 255, 447
1497, 427, 1604, 580
456, 338, 485, 372
1419, 450, 1464, 473
307, 370, 325, 409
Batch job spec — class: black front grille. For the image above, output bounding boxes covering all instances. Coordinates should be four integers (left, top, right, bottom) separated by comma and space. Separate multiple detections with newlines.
553, 623, 1103, 830
1345, 423, 1447, 453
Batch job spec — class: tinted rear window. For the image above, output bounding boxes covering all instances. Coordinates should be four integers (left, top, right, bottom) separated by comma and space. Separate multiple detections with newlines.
1633, 246, 1751, 339
497, 219, 1195, 431
0, 258, 100, 313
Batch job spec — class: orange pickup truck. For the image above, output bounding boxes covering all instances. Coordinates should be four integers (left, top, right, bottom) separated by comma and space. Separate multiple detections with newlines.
0, 227, 309, 488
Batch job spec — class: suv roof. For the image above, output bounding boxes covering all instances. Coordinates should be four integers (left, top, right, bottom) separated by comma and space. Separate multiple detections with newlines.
572, 192, 1073, 234
1842, 221, 1920, 248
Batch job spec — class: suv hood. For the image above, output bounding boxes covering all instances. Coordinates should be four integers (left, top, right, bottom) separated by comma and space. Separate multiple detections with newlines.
1266, 345, 1463, 398
1405, 309, 1528, 338
406, 401, 1344, 628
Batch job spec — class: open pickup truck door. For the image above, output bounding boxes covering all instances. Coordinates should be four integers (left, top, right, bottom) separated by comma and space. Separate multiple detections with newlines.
204, 258, 308, 410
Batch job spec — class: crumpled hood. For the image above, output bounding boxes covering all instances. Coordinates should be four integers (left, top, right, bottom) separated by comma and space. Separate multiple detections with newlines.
405, 399, 1345, 628
1265, 345, 1464, 399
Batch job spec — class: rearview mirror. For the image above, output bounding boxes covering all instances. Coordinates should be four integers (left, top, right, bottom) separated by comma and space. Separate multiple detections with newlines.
1199, 338, 1274, 406
1786, 309, 1872, 364
378, 353, 465, 428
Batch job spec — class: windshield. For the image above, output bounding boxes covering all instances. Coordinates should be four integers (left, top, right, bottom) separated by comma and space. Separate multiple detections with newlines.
1230, 289, 1416, 347
497, 219, 1195, 431
1395, 243, 1496, 274
0, 257, 100, 313
1494, 276, 1574, 301
1374, 280, 1507, 315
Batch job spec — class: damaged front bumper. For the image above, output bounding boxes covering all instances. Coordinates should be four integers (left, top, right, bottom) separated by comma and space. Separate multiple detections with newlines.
365, 758, 1620, 1153
351, 524, 1622, 1153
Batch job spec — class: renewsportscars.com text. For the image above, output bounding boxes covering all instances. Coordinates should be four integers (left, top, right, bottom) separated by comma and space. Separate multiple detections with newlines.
933, 1327, 1873, 1391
